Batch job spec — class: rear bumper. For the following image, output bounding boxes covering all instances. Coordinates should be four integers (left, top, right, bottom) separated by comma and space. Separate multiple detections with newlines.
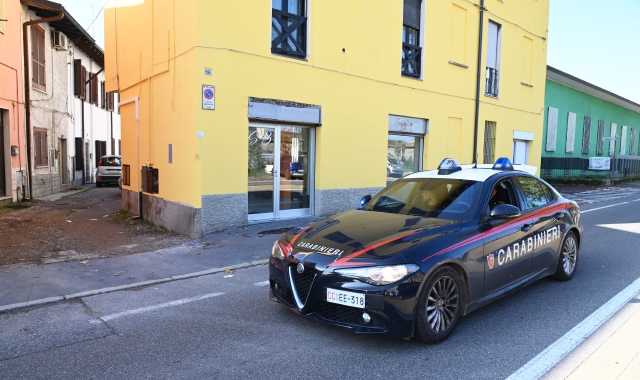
97, 175, 120, 183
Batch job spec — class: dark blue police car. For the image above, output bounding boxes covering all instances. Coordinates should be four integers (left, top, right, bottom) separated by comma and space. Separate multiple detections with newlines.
268, 158, 583, 343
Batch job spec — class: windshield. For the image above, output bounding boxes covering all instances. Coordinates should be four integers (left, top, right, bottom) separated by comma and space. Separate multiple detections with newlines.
364, 178, 482, 221
388, 158, 400, 164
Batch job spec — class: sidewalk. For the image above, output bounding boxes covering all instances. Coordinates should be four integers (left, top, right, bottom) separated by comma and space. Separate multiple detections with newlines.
543, 292, 640, 380
0, 215, 320, 312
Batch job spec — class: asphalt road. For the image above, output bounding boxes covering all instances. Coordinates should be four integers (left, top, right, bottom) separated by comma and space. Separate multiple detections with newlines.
2, 196, 640, 379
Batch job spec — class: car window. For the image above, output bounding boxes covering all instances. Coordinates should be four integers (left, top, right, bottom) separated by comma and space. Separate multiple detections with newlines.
365, 178, 482, 221
100, 157, 121, 167
515, 176, 548, 209
540, 181, 555, 203
388, 158, 400, 165
483, 180, 518, 219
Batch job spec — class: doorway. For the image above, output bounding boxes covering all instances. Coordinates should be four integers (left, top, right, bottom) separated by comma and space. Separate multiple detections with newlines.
513, 139, 529, 165
0, 111, 5, 197
247, 124, 314, 221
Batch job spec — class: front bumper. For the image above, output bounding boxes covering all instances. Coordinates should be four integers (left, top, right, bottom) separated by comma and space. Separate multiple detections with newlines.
268, 254, 423, 339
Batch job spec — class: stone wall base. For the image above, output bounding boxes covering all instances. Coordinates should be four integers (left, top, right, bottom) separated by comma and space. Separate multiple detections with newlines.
201, 193, 248, 235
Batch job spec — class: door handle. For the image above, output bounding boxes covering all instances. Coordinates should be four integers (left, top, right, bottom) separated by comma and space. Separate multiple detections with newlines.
521, 223, 533, 232
554, 212, 563, 220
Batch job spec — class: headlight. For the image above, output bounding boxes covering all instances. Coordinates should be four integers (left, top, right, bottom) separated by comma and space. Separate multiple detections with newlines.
271, 241, 285, 260
335, 264, 420, 285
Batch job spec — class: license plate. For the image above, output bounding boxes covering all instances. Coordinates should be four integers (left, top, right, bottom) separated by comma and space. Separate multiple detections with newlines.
326, 288, 365, 309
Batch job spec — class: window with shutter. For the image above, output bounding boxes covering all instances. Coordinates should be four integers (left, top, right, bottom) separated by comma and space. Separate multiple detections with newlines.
31, 25, 46, 90
90, 74, 99, 105
34, 128, 48, 167
101, 81, 106, 109
485, 21, 501, 97
483, 121, 497, 164
74, 60, 84, 99
582, 116, 592, 154
401, 0, 422, 78
271, 0, 307, 58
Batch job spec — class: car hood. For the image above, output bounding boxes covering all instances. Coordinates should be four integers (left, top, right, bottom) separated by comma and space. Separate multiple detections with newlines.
288, 210, 461, 263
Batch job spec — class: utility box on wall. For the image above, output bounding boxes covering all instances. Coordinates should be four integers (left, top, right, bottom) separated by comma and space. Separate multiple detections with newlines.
141, 166, 159, 194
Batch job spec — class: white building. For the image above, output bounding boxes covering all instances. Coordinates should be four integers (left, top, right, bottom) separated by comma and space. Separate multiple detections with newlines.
22, 0, 120, 198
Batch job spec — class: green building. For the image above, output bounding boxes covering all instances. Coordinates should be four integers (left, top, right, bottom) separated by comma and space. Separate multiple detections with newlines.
541, 66, 640, 182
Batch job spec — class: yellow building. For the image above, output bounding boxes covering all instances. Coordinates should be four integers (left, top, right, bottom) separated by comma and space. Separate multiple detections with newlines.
105, 0, 550, 237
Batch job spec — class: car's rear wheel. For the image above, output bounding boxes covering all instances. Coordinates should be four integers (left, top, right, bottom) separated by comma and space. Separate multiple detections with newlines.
415, 266, 463, 343
553, 231, 578, 281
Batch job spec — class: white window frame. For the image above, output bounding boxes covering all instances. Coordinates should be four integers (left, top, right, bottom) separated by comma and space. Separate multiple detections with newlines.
485, 19, 503, 98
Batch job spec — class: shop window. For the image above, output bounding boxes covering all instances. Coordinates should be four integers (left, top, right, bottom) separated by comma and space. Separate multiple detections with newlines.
483, 121, 496, 164
271, 0, 306, 58
31, 25, 46, 90
387, 134, 423, 185
402, 0, 422, 78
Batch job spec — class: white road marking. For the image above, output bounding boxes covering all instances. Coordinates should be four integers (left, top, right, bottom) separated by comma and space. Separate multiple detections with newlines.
506, 277, 640, 380
580, 201, 630, 213
96, 292, 224, 322
254, 281, 270, 286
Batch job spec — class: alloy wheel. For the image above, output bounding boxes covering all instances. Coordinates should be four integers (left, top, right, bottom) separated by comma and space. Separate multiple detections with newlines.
563, 236, 577, 275
426, 275, 459, 333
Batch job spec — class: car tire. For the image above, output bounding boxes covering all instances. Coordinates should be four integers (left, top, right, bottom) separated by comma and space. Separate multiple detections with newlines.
552, 231, 578, 281
415, 266, 463, 344
96, 182, 102, 188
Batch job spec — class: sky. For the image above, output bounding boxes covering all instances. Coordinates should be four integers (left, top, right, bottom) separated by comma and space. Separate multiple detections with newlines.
58, 0, 640, 104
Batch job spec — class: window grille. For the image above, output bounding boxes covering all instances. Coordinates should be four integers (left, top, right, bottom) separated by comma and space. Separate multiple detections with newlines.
271, 0, 307, 58
483, 121, 497, 164
402, 0, 422, 78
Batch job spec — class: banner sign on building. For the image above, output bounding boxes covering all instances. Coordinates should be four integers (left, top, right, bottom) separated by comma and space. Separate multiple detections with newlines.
588, 157, 611, 170
202, 85, 215, 110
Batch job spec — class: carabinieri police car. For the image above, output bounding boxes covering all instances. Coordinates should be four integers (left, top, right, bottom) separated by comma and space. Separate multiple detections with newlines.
268, 158, 583, 343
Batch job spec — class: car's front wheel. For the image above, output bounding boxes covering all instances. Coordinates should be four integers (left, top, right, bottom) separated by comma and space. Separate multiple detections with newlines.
415, 266, 463, 343
553, 231, 578, 281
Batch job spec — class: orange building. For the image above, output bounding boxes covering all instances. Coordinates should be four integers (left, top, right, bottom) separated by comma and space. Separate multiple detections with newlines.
0, 0, 27, 202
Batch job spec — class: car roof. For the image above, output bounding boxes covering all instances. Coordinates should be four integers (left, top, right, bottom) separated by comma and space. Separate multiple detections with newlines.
404, 164, 538, 182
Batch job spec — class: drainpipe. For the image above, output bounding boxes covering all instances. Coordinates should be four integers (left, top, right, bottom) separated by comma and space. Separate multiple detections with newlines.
23, 12, 65, 199
118, 97, 140, 218
472, 0, 485, 165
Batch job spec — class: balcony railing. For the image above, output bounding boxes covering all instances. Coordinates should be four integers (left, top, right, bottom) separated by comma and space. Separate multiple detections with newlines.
271, 9, 307, 58
401, 43, 421, 78
485, 67, 499, 97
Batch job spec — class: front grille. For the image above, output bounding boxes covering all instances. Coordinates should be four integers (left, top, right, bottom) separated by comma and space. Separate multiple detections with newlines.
290, 266, 316, 306
315, 301, 360, 324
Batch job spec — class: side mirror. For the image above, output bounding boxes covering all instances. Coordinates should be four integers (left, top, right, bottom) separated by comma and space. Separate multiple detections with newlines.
490, 204, 521, 219
359, 194, 372, 209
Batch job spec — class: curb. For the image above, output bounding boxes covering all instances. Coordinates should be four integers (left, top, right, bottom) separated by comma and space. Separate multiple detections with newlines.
0, 259, 269, 314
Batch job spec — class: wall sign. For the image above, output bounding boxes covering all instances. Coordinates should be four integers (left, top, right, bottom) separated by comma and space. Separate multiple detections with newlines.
204, 68, 212, 76
589, 157, 611, 170
202, 85, 215, 110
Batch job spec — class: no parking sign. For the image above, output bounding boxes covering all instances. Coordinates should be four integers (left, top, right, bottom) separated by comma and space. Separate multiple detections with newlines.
202, 85, 215, 110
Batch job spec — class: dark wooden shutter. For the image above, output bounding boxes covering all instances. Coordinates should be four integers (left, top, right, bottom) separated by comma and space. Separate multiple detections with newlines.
74, 60, 83, 98
34, 128, 48, 167
31, 26, 46, 89
75, 137, 84, 169
90, 74, 99, 105
95, 140, 101, 166
101, 81, 106, 108
403, 0, 421, 29
111, 138, 115, 155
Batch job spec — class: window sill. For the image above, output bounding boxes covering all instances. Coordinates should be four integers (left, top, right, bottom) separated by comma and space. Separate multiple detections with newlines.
521, 82, 534, 88
271, 50, 308, 62
484, 93, 499, 99
32, 86, 47, 94
401, 74, 423, 81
